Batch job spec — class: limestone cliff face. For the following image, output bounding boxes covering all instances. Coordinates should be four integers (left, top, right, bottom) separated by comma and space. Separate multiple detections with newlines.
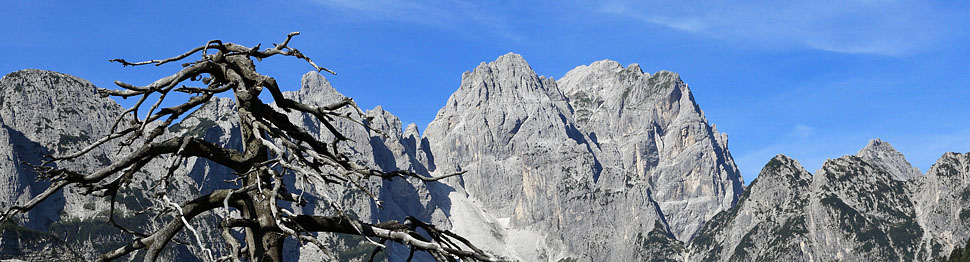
0, 69, 124, 223
558, 60, 743, 241
912, 152, 970, 258
422, 54, 624, 261
0, 70, 138, 261
421, 53, 741, 260
0, 118, 60, 231
423, 53, 595, 218
689, 140, 969, 262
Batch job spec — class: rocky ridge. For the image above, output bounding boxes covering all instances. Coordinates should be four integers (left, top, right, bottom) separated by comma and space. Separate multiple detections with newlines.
688, 139, 970, 261
0, 55, 743, 261
0, 53, 967, 262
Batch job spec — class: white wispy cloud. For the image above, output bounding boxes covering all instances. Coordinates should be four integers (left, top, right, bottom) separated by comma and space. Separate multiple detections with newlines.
598, 0, 966, 56
788, 124, 814, 138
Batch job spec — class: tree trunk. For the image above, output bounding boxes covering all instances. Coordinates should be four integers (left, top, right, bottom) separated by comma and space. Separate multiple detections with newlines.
234, 70, 282, 262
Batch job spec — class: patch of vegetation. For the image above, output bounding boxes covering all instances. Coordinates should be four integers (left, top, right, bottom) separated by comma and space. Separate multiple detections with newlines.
773, 216, 808, 242
634, 221, 685, 262
48, 204, 154, 260
169, 118, 217, 138
58, 107, 79, 115
57, 133, 91, 152
961, 209, 970, 221
0, 221, 82, 260
95, 153, 111, 166
50, 217, 137, 253
332, 233, 387, 262
940, 236, 970, 262
729, 224, 759, 261
691, 206, 737, 250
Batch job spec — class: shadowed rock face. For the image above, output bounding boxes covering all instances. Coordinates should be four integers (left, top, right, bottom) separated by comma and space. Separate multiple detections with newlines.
689, 140, 970, 262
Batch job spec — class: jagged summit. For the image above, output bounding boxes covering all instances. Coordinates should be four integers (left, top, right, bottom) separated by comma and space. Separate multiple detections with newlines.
761, 154, 812, 180
558, 57, 742, 241
422, 53, 743, 260
856, 138, 922, 180
688, 153, 813, 262
0, 69, 121, 159
584, 59, 623, 73
293, 71, 345, 105
689, 144, 970, 261
403, 122, 420, 138
492, 52, 530, 67
424, 52, 583, 217
565, 59, 644, 77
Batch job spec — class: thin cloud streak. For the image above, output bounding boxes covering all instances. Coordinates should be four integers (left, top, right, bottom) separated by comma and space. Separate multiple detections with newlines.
598, 0, 964, 56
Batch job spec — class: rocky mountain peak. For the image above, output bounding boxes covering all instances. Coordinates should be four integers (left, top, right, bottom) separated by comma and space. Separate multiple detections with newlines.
455, 52, 562, 103
687, 154, 813, 262
0, 69, 121, 151
740, 154, 812, 214
491, 52, 530, 69
403, 123, 420, 139
292, 71, 344, 105
928, 152, 970, 179
856, 138, 922, 181
759, 154, 813, 185
556, 58, 742, 241
424, 53, 586, 218
588, 59, 622, 71
365, 105, 404, 137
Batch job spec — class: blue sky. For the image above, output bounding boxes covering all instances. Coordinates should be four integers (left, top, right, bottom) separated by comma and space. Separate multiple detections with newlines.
2, 1, 969, 183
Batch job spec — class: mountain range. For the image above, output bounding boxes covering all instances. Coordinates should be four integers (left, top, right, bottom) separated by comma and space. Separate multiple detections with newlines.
0, 53, 966, 261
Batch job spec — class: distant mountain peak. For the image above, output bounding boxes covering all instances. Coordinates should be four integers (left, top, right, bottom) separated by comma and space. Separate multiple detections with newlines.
588, 59, 622, 70
494, 52, 527, 65
290, 71, 345, 106
856, 138, 922, 180
858, 138, 893, 154
756, 154, 813, 187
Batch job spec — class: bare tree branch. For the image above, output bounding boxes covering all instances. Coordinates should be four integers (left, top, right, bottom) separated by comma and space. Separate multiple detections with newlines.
1, 33, 499, 262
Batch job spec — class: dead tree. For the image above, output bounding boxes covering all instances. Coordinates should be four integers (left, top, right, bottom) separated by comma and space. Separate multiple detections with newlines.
0, 32, 498, 262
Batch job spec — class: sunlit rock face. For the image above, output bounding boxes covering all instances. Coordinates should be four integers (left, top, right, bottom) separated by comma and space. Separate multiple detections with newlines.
558, 59, 743, 242
422, 53, 743, 260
